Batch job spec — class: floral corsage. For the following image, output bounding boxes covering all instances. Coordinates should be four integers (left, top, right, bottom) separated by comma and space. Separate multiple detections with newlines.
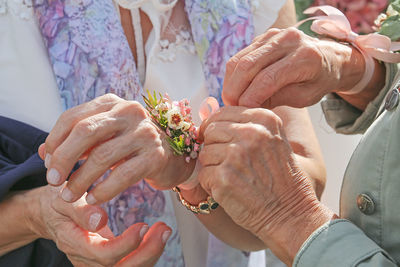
143, 91, 201, 163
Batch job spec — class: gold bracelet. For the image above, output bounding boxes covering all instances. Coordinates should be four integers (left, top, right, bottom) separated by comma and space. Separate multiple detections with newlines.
172, 186, 219, 214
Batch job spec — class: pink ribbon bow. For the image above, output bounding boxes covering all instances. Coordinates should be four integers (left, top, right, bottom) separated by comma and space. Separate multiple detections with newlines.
298, 5, 400, 94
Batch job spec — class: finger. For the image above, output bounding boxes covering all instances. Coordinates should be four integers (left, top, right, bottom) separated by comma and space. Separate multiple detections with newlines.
53, 194, 109, 232
38, 143, 46, 161
85, 154, 150, 205
98, 225, 115, 239
96, 222, 150, 260
116, 222, 172, 267
60, 132, 142, 202
45, 93, 121, 156
199, 106, 277, 140
223, 38, 289, 106
46, 111, 127, 186
199, 143, 226, 166
201, 121, 238, 145
262, 82, 323, 109
238, 56, 308, 107
70, 223, 149, 266
197, 165, 219, 196
222, 28, 282, 106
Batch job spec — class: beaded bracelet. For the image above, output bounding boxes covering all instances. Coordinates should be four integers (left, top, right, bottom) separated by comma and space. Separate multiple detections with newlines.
173, 186, 219, 214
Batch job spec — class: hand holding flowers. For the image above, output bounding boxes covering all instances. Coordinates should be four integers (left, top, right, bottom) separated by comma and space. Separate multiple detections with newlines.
143, 91, 201, 163
39, 93, 196, 205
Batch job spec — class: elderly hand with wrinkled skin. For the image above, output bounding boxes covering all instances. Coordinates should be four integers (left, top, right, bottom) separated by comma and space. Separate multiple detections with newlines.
198, 106, 335, 265
39, 94, 195, 205
0, 184, 171, 267
222, 27, 386, 111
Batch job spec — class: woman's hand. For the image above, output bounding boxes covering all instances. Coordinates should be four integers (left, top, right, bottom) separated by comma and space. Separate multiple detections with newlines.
221, 27, 370, 109
40, 94, 195, 204
28, 184, 171, 267
198, 106, 335, 265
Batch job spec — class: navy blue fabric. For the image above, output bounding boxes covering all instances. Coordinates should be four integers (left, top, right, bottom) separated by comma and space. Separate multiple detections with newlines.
0, 116, 72, 266
0, 116, 48, 199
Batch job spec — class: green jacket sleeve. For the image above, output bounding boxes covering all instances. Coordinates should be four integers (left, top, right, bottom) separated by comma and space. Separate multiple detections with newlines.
293, 220, 397, 267
321, 63, 399, 135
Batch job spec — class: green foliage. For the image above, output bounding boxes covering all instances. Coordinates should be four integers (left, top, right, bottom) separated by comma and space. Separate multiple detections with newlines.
294, 0, 318, 37
379, 15, 400, 41
390, 0, 400, 12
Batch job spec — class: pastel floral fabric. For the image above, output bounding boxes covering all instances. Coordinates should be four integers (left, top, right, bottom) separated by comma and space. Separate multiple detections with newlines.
185, 0, 255, 105
32, 0, 255, 266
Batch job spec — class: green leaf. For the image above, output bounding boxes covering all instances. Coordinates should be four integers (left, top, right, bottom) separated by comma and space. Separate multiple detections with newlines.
390, 0, 400, 13
294, 0, 314, 20
378, 15, 400, 41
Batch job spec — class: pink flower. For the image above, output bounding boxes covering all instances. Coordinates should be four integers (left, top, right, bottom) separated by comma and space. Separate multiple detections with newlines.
185, 137, 191, 146
312, 0, 389, 33
185, 157, 191, 163
194, 143, 200, 152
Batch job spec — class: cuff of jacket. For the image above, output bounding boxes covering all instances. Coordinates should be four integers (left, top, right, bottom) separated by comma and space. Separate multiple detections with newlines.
293, 219, 395, 267
321, 63, 399, 135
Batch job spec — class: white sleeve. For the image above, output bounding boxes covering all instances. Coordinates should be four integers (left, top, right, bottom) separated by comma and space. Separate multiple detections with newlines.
252, 0, 286, 36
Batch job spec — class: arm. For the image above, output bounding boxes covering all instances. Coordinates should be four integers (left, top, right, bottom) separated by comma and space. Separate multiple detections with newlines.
0, 191, 39, 256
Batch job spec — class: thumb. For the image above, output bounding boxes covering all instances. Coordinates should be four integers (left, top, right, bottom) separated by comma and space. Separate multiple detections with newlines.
53, 191, 109, 232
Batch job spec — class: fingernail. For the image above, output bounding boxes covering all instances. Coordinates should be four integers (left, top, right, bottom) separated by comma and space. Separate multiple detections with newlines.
47, 168, 61, 184
139, 225, 149, 239
44, 154, 51, 168
89, 213, 102, 230
162, 230, 172, 244
61, 187, 75, 202
86, 194, 97, 205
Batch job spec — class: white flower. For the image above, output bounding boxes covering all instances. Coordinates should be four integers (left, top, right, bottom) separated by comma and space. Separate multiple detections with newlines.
181, 121, 191, 131
166, 107, 184, 130
155, 102, 169, 112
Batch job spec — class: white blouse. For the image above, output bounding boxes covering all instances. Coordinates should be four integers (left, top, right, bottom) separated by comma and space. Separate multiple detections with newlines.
0, 0, 286, 266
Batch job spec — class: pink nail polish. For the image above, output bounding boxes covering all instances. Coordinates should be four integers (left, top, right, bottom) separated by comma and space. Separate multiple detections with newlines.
47, 168, 61, 184
162, 230, 172, 244
61, 187, 75, 202
86, 194, 97, 205
139, 225, 149, 239
89, 213, 102, 230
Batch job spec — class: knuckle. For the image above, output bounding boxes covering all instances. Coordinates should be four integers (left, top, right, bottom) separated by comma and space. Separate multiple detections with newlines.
90, 143, 114, 167
97, 93, 121, 104
258, 70, 275, 86
284, 27, 302, 41
123, 101, 147, 119
74, 119, 98, 137
236, 56, 255, 72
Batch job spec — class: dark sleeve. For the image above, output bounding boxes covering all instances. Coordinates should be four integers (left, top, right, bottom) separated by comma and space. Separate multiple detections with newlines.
0, 116, 48, 200
0, 116, 73, 267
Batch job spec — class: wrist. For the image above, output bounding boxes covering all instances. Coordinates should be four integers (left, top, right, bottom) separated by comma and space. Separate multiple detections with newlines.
15, 189, 43, 241
255, 189, 335, 265
23, 187, 49, 239
335, 42, 366, 93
